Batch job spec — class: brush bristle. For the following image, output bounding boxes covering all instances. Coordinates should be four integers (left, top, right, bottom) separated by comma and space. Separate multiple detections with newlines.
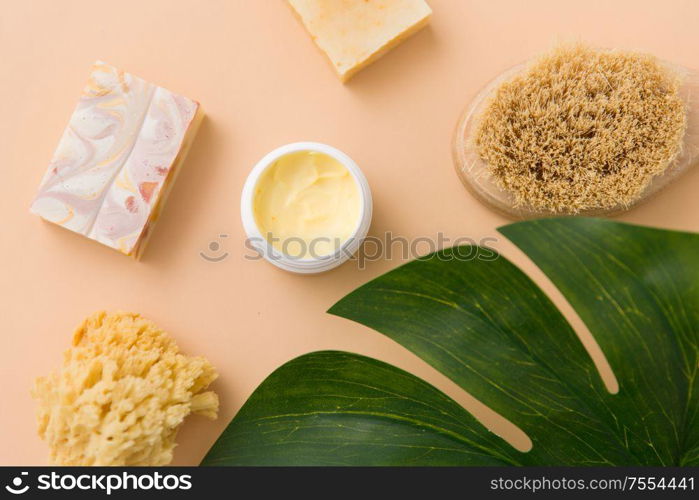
474, 44, 687, 213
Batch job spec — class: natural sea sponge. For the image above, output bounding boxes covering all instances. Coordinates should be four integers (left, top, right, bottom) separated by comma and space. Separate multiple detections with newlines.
474, 44, 687, 213
32, 311, 218, 466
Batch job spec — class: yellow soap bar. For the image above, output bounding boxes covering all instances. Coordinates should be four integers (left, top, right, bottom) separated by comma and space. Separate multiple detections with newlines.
288, 0, 432, 82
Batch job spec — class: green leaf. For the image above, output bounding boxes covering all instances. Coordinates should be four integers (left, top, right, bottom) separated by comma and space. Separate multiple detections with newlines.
202, 218, 699, 466
202, 351, 518, 465
500, 218, 699, 466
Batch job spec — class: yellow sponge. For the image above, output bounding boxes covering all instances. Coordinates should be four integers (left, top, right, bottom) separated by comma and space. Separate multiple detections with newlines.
32, 311, 218, 466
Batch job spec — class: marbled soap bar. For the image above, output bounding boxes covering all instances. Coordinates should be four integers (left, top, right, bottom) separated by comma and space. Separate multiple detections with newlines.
30, 62, 202, 258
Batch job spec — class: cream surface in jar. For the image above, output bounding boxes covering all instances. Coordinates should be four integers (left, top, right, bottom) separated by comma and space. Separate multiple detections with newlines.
252, 150, 361, 259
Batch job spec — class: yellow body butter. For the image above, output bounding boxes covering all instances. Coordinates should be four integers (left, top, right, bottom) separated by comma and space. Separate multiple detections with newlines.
253, 151, 361, 259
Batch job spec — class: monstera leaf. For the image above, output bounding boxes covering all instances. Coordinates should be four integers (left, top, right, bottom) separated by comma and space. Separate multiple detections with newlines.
202, 218, 698, 466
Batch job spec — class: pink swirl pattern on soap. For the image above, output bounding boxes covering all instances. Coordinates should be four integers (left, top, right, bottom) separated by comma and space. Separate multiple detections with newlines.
30, 61, 200, 256
88, 87, 199, 254
30, 62, 154, 234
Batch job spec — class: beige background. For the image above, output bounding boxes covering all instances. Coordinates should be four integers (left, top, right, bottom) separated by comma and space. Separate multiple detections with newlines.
1, 0, 698, 465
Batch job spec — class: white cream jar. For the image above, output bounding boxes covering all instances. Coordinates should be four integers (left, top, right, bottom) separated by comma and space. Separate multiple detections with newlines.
241, 142, 372, 273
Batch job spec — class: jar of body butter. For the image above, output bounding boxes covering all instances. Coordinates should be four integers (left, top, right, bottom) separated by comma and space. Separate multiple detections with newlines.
241, 142, 372, 273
